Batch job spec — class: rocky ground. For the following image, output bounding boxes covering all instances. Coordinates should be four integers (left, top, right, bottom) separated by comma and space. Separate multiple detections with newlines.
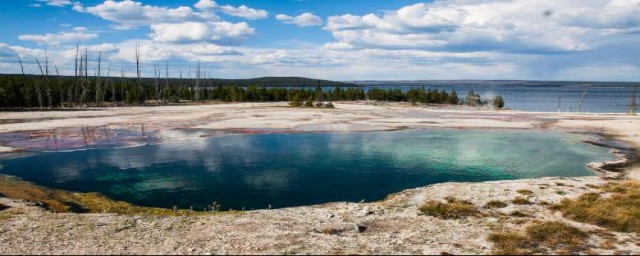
0, 102, 639, 254
1, 176, 638, 255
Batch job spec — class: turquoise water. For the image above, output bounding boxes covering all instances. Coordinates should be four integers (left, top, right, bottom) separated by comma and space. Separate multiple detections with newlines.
0, 129, 613, 210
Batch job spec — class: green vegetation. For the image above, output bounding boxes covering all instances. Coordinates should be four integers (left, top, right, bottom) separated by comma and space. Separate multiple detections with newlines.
0, 73, 501, 109
418, 197, 479, 219
492, 94, 505, 109
484, 200, 508, 209
553, 181, 640, 233
489, 221, 589, 255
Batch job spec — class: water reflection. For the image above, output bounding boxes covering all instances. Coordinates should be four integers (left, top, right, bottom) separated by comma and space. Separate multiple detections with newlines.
0, 129, 613, 210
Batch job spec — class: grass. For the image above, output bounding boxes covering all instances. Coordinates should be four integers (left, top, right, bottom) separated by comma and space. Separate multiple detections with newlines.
511, 197, 532, 205
484, 200, 508, 209
516, 189, 534, 196
552, 181, 640, 233
0, 175, 234, 216
509, 211, 530, 218
489, 221, 589, 255
419, 197, 479, 219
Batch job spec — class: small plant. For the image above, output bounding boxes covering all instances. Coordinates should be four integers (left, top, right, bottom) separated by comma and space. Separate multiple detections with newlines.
510, 211, 530, 217
511, 197, 532, 205
419, 197, 479, 219
489, 221, 589, 254
304, 97, 314, 107
553, 181, 640, 233
484, 200, 508, 209
516, 189, 534, 196
556, 190, 567, 195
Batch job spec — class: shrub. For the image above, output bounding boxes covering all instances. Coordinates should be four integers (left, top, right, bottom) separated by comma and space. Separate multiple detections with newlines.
419, 198, 479, 219
511, 197, 532, 205
484, 200, 508, 209
516, 189, 534, 196
510, 211, 530, 218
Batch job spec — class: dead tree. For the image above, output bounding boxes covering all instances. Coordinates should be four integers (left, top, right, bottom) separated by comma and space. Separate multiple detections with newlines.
630, 86, 638, 115
135, 41, 143, 103
34, 57, 45, 109
95, 51, 102, 106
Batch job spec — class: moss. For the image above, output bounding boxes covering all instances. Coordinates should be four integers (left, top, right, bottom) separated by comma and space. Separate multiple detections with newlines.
553, 181, 640, 233
484, 200, 508, 209
0, 175, 237, 216
489, 221, 589, 255
419, 197, 479, 219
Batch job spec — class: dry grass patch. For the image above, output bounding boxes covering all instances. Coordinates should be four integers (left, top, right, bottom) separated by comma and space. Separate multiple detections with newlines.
516, 189, 534, 196
419, 197, 479, 219
0, 175, 228, 216
511, 197, 532, 205
484, 200, 508, 209
489, 221, 589, 255
509, 211, 530, 218
553, 181, 640, 233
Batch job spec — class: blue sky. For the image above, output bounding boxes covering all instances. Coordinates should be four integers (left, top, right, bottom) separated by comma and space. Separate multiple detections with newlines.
1, 0, 639, 81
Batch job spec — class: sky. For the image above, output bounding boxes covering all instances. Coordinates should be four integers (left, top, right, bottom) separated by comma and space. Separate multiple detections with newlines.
0, 0, 639, 81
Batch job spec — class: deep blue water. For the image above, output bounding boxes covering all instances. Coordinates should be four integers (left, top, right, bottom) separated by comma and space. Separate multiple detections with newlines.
0, 129, 613, 210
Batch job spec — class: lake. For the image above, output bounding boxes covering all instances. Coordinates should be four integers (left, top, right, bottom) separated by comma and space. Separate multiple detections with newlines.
0, 129, 614, 210
363, 84, 638, 113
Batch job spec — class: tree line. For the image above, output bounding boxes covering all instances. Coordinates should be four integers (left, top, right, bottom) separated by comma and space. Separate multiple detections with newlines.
0, 45, 503, 109
0, 73, 507, 109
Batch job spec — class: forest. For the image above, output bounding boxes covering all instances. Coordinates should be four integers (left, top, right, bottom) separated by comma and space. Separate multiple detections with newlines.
0, 48, 502, 109
0, 73, 502, 109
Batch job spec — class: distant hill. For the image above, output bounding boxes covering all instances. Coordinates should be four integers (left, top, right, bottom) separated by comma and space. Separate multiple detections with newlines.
350, 80, 639, 87
0, 74, 357, 88
203, 77, 358, 87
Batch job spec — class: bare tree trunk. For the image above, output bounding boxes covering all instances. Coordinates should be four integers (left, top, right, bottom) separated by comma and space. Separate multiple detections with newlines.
95, 51, 102, 106
164, 61, 169, 104
630, 86, 638, 115
154, 63, 160, 104
195, 62, 201, 102
135, 41, 143, 103
44, 51, 52, 109
55, 66, 64, 108
35, 58, 45, 109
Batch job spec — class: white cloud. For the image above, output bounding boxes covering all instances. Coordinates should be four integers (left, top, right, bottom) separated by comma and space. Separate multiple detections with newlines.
150, 21, 254, 44
219, 4, 268, 20
18, 31, 98, 45
194, 0, 217, 10
37, 0, 73, 7
276, 13, 323, 27
78, 0, 202, 30
324, 0, 640, 53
